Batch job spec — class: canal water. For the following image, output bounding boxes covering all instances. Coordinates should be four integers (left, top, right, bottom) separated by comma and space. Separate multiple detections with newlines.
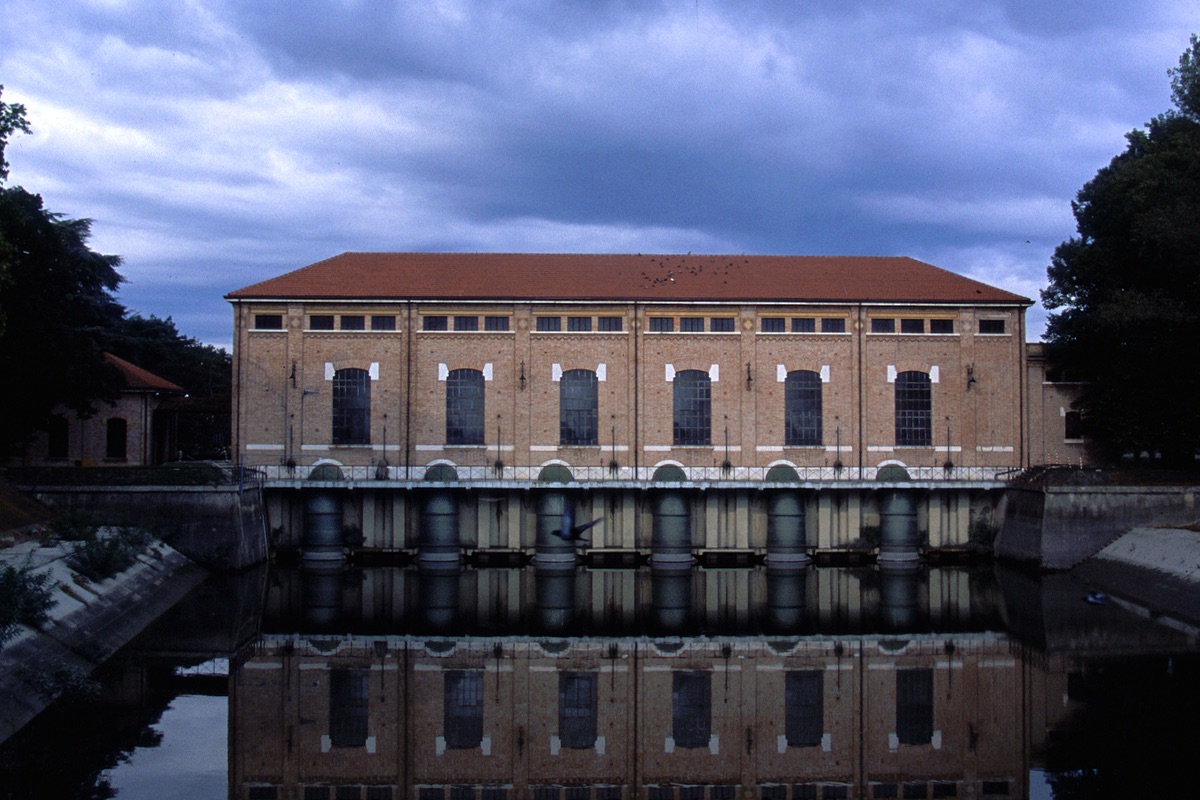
1, 562, 1197, 799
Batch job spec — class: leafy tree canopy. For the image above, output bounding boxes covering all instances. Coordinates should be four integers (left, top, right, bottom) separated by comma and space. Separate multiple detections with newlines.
1043, 35, 1200, 465
0, 88, 230, 456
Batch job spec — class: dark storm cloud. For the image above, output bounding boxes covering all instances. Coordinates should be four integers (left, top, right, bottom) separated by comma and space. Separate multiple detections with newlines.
1, 0, 1197, 346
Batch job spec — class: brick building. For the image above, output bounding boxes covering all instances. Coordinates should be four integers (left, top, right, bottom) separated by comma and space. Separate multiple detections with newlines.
227, 253, 1032, 482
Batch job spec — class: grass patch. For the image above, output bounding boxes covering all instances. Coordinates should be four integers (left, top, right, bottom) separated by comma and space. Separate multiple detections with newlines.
66, 527, 152, 582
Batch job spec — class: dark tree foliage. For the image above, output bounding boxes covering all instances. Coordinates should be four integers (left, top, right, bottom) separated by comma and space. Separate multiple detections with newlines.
1043, 35, 1200, 465
0, 186, 126, 455
103, 313, 231, 398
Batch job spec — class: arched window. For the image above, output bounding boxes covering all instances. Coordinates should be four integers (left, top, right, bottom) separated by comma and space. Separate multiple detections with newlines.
106, 417, 127, 460
446, 368, 485, 445
560, 369, 599, 446
895, 371, 932, 446
673, 369, 711, 446
332, 368, 371, 445
785, 370, 823, 446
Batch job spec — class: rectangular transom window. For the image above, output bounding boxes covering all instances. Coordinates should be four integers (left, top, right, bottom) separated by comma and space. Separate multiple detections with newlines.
929, 318, 954, 334
537, 317, 562, 332
568, 316, 592, 332
423, 315, 448, 331
979, 319, 1006, 334
872, 318, 896, 333
679, 317, 704, 332
371, 315, 396, 331
761, 317, 786, 333
598, 316, 623, 332
340, 315, 365, 331
254, 314, 284, 330
791, 317, 816, 333
649, 317, 674, 332
821, 318, 846, 333
900, 318, 925, 334
710, 317, 735, 332
309, 315, 335, 330
484, 316, 509, 331
453, 315, 478, 331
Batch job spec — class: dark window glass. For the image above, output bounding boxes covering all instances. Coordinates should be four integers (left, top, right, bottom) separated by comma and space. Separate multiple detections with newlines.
978, 319, 1006, 334
558, 672, 598, 749
423, 316, 448, 331
106, 418, 127, 460
785, 670, 824, 747
821, 318, 846, 333
565, 789, 587, 800
649, 317, 673, 332
248, 788, 279, 800
873, 785, 899, 799
534, 790, 560, 800
537, 317, 561, 332
341, 315, 365, 331
1064, 410, 1084, 440
648, 790, 672, 800
931, 783, 957, 798
446, 369, 485, 445
710, 317, 735, 332
484, 316, 509, 331
598, 316, 623, 332
791, 318, 816, 333
872, 318, 896, 333
335, 786, 359, 800
304, 787, 330, 800
981, 780, 1009, 796
761, 317, 785, 333
567, 316, 592, 332
255, 314, 284, 330
47, 415, 68, 459
679, 317, 704, 332
333, 368, 371, 445
595, 789, 622, 800
710, 789, 735, 800
330, 669, 369, 747
785, 371, 823, 447
481, 790, 507, 800
444, 670, 483, 749
310, 315, 335, 330
673, 370, 711, 446
903, 785, 926, 800
824, 787, 848, 800
560, 370, 599, 446
450, 789, 473, 800
366, 789, 393, 800
371, 315, 396, 331
900, 318, 924, 334
453, 316, 478, 331
761, 788, 787, 800
897, 668, 934, 745
930, 318, 954, 334
679, 789, 704, 800
419, 790, 445, 800
672, 671, 711, 748
895, 372, 932, 447
793, 786, 818, 800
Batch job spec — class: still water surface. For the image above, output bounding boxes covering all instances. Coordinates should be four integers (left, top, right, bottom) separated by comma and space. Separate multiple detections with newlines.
1, 563, 1197, 799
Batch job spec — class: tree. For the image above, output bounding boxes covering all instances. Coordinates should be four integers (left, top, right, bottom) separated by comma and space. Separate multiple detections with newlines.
1042, 35, 1200, 465
103, 313, 231, 399
0, 85, 30, 182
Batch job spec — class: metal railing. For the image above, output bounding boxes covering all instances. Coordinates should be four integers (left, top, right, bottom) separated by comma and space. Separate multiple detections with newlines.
255, 462, 1014, 485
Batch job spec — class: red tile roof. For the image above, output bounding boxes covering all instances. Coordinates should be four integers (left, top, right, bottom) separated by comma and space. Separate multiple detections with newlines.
226, 252, 1031, 305
104, 353, 185, 393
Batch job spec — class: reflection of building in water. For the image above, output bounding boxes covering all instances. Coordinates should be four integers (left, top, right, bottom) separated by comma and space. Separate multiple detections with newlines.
231, 632, 1055, 799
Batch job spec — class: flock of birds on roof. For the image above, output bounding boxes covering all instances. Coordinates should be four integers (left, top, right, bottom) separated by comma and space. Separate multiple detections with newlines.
637, 255, 750, 290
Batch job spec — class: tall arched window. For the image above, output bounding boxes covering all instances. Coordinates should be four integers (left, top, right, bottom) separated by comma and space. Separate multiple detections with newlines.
895, 371, 932, 446
446, 368, 485, 445
673, 369, 711, 446
106, 417, 127, 460
785, 370, 823, 446
560, 369, 599, 446
332, 368, 371, 445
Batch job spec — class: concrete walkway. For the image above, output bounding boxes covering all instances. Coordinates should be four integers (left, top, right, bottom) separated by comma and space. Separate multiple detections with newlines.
1073, 527, 1200, 633
0, 537, 207, 744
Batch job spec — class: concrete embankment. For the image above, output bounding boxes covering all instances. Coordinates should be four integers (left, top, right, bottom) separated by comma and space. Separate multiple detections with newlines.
996, 484, 1200, 569
0, 539, 207, 744
1073, 527, 1200, 631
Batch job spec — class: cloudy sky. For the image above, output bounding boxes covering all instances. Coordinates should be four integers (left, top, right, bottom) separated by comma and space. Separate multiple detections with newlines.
2, 1, 1198, 349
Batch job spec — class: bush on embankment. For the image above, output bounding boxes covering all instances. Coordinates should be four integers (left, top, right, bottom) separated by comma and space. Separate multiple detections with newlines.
0, 564, 55, 646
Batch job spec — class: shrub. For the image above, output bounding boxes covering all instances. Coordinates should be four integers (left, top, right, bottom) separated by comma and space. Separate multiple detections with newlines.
0, 564, 56, 646
66, 527, 152, 582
